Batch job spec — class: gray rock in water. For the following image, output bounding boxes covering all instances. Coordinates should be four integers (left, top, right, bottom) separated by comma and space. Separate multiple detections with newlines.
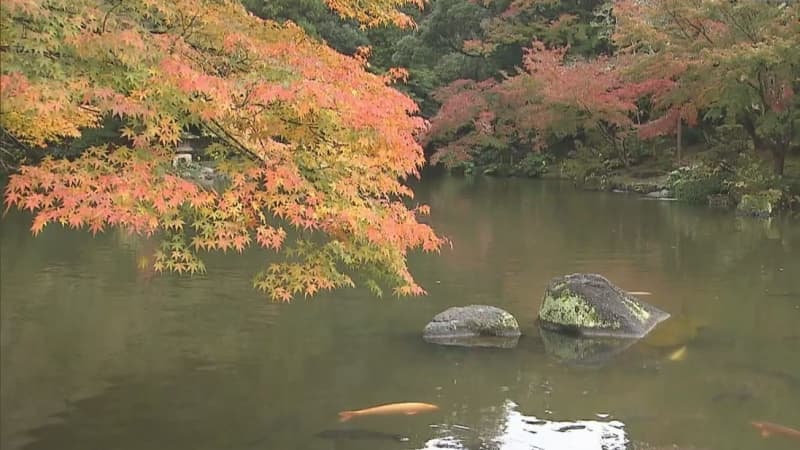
645, 189, 673, 199
538, 274, 669, 338
423, 305, 521, 348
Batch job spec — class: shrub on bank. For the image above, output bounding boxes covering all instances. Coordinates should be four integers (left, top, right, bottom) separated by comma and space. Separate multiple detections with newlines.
668, 164, 725, 204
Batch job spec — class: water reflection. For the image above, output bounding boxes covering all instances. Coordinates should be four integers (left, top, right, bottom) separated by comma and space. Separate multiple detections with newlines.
2, 176, 800, 450
423, 334, 521, 349
421, 400, 629, 450
315, 428, 411, 443
538, 327, 638, 368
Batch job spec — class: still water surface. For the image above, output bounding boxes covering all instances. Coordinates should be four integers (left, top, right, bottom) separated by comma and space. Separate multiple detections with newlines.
2, 176, 799, 450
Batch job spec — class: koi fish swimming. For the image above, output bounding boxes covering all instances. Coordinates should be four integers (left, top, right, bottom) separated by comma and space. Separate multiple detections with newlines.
338, 402, 439, 422
751, 421, 800, 440
668, 345, 688, 362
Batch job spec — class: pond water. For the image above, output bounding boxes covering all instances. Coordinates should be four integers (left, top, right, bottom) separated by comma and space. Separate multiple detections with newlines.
2, 175, 799, 450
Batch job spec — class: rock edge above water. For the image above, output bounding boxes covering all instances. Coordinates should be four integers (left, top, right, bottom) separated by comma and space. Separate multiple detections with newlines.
423, 305, 521, 348
538, 273, 670, 338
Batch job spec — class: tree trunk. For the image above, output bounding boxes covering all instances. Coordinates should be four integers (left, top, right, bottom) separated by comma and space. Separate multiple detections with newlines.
618, 139, 630, 167
772, 147, 786, 175
676, 113, 682, 165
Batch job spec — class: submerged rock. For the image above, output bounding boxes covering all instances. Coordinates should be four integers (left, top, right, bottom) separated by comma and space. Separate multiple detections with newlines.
423, 305, 521, 348
645, 189, 673, 199
538, 274, 669, 338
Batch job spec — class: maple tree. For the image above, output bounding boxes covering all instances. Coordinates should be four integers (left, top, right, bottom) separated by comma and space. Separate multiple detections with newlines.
426, 41, 643, 169
0, 0, 445, 300
470, 0, 613, 58
427, 0, 798, 181
383, 0, 615, 119
613, 0, 799, 175
422, 0, 637, 173
513, 42, 643, 166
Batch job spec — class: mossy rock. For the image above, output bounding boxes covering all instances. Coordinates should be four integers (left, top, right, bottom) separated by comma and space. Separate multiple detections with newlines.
423, 305, 521, 348
736, 189, 782, 218
538, 274, 670, 338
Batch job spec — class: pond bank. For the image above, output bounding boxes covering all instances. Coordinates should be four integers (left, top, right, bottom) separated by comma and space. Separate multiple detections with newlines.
538, 159, 800, 218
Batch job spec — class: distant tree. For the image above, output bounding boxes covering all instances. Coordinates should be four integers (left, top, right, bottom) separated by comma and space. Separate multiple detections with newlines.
426, 41, 642, 168
242, 0, 370, 55
473, 0, 614, 57
614, 0, 800, 174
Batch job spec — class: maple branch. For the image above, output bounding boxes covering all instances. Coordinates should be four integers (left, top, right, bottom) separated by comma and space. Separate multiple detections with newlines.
0, 44, 64, 60
280, 116, 348, 149
664, 7, 695, 43
178, 11, 201, 41
0, 147, 21, 172
754, 70, 771, 113
79, 104, 102, 114
0, 128, 36, 171
235, 88, 254, 110
720, 7, 759, 44
204, 119, 263, 162
682, 17, 715, 46
740, 115, 770, 154
0, 145, 17, 160
1, 128, 32, 152
101, 0, 123, 34
444, 39, 483, 58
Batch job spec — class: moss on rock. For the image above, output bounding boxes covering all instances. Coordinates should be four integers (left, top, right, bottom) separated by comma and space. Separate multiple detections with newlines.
539, 292, 620, 330
538, 273, 670, 338
423, 305, 521, 348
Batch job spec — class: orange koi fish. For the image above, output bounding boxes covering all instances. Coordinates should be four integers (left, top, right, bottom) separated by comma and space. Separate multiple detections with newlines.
338, 402, 439, 422
751, 421, 800, 440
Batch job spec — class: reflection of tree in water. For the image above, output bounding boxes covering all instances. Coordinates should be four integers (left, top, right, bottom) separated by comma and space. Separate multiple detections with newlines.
414, 176, 800, 365
0, 213, 289, 449
416, 176, 800, 286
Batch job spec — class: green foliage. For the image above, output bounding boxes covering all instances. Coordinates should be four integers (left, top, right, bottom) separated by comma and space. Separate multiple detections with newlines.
514, 152, 550, 177
668, 164, 725, 204
724, 153, 778, 198
615, 0, 800, 175
559, 144, 610, 183
242, 0, 369, 54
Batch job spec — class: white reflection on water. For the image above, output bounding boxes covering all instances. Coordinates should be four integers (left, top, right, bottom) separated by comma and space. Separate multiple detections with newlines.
420, 400, 629, 450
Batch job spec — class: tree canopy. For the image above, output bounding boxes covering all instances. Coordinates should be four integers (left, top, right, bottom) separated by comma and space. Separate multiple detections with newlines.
1, 0, 443, 300
425, 0, 799, 176
614, 0, 800, 174
2, 0, 799, 299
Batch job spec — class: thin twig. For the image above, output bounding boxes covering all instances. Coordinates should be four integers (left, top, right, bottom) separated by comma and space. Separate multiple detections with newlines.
101, 0, 123, 34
